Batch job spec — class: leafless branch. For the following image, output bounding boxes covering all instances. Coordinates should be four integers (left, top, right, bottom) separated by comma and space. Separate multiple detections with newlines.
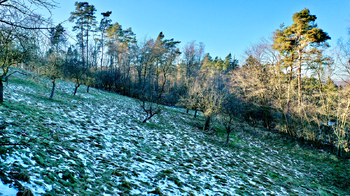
3, 70, 28, 82
0, 19, 52, 29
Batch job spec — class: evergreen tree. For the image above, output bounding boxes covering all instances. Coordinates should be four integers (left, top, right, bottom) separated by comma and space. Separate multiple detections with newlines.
69, 2, 97, 68
99, 11, 112, 71
224, 53, 238, 71
49, 24, 66, 53
273, 8, 330, 106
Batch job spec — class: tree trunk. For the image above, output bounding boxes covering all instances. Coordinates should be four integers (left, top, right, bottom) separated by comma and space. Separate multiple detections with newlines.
142, 115, 150, 123
194, 110, 198, 118
87, 86, 90, 93
73, 86, 78, 96
0, 79, 3, 103
285, 64, 293, 135
81, 26, 85, 66
138, 70, 142, 86
50, 79, 56, 99
337, 145, 342, 157
298, 50, 302, 106
226, 129, 231, 145
100, 31, 104, 71
73, 84, 80, 95
142, 112, 155, 123
186, 109, 189, 114
204, 116, 211, 130
86, 28, 89, 68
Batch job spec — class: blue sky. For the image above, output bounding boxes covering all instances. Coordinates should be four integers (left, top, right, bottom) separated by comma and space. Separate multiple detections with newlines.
50, 0, 350, 60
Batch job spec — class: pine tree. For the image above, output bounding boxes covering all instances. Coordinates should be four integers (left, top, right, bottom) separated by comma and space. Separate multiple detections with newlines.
49, 24, 66, 53
273, 9, 330, 106
69, 2, 97, 68
99, 11, 112, 71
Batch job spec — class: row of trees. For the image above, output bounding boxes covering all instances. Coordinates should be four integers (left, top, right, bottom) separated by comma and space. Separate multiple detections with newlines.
223, 9, 349, 157
1, 2, 350, 157
179, 9, 350, 157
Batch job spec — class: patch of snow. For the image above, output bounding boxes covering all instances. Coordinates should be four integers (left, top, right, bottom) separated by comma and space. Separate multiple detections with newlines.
21, 182, 46, 195
0, 180, 18, 196
327, 121, 336, 126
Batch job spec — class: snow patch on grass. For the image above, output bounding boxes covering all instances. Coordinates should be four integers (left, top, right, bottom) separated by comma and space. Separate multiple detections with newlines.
0, 70, 349, 195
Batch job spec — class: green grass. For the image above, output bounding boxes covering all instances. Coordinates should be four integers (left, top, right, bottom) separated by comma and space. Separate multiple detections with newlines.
1, 70, 350, 195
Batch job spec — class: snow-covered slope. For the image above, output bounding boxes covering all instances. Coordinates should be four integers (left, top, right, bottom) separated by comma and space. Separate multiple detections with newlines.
0, 71, 349, 195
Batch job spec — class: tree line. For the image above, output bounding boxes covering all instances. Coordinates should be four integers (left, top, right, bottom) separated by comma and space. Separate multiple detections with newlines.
1, 1, 350, 157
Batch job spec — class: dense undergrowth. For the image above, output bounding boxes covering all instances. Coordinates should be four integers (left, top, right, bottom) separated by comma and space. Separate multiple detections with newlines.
0, 70, 349, 195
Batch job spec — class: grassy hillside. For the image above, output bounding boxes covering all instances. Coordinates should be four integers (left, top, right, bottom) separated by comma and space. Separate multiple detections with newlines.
0, 70, 349, 195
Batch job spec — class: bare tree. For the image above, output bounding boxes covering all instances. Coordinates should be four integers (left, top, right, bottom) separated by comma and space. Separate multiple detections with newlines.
64, 59, 87, 95
218, 94, 244, 144
335, 38, 350, 83
179, 72, 223, 131
137, 83, 163, 123
0, 0, 56, 30
134, 33, 180, 123
0, 26, 36, 102
0, 0, 57, 103
182, 41, 204, 80
40, 48, 65, 99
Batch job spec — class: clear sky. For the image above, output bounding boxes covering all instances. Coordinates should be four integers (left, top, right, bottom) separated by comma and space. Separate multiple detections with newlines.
49, 0, 350, 61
